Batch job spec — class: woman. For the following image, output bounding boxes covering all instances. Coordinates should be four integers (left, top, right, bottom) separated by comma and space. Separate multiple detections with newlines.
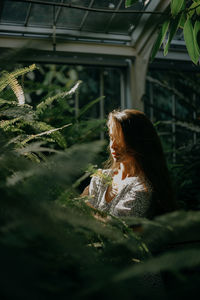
82, 109, 176, 219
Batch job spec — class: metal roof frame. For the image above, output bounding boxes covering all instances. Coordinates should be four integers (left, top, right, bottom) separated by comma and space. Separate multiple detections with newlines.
0, 0, 191, 111
0, 0, 186, 53
0, 0, 188, 53
0, 0, 165, 44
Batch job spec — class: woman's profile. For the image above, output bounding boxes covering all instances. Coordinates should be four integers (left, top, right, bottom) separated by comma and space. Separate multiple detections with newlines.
82, 109, 176, 219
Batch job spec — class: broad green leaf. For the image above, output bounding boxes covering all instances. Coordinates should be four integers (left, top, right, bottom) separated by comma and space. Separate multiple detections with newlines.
179, 12, 186, 29
150, 19, 170, 61
164, 15, 182, 56
194, 20, 200, 55
114, 249, 200, 281
196, 1, 200, 15
188, 1, 200, 17
171, 0, 185, 16
125, 0, 138, 8
183, 17, 199, 64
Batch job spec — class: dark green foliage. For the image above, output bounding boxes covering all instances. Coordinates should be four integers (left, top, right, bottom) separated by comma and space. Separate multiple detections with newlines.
1, 135, 200, 299
0, 65, 200, 299
125, 0, 138, 8
0, 132, 146, 300
0, 64, 73, 156
148, 0, 200, 64
171, 141, 200, 210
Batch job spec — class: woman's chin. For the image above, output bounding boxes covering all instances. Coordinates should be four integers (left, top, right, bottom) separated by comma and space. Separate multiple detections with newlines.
113, 155, 122, 162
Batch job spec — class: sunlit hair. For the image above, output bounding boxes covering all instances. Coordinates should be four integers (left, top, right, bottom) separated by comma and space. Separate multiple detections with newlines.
106, 109, 177, 218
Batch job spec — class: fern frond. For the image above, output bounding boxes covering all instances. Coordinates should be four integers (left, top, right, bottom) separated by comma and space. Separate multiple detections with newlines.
0, 117, 21, 129
6, 64, 37, 79
0, 105, 34, 122
36, 80, 82, 114
21, 122, 71, 147
9, 76, 25, 105
18, 142, 61, 155
0, 64, 37, 94
0, 98, 18, 106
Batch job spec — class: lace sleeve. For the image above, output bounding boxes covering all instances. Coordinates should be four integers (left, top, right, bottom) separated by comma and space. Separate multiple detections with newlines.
111, 183, 151, 218
88, 175, 100, 208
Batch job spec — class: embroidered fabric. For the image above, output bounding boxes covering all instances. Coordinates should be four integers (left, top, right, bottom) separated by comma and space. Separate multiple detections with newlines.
88, 169, 152, 218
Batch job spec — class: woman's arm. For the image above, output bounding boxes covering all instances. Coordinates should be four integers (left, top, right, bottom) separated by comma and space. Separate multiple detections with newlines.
80, 185, 96, 209
81, 182, 108, 221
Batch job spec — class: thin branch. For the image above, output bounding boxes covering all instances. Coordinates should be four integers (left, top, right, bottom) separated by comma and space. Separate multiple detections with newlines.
146, 76, 196, 110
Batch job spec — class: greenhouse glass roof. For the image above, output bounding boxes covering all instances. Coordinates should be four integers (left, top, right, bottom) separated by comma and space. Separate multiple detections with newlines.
0, 0, 189, 64
0, 0, 162, 45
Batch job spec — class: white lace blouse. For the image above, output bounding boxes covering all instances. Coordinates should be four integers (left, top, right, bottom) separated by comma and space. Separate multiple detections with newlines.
88, 169, 152, 218
88, 169, 165, 293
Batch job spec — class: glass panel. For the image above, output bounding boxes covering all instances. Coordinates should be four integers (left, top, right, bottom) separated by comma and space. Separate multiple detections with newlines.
82, 11, 111, 32
153, 85, 172, 121
28, 4, 53, 27
56, 0, 91, 29
158, 123, 173, 162
77, 66, 121, 119
1, 0, 29, 24
107, 0, 144, 34
82, 0, 142, 33
176, 99, 193, 120
68, 0, 92, 6
120, 0, 144, 9
78, 66, 100, 119
108, 13, 141, 34
176, 126, 193, 149
145, 68, 200, 162
57, 7, 85, 29
92, 0, 120, 9
104, 68, 121, 115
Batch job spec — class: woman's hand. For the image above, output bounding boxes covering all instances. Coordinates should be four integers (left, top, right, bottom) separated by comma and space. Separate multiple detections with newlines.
105, 183, 118, 203
81, 185, 109, 223
80, 185, 89, 197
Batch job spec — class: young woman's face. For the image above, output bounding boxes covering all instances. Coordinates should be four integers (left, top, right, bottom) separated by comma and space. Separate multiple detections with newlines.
109, 121, 127, 163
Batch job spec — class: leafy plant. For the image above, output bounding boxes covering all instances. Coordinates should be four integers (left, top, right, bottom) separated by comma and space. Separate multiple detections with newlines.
1, 124, 200, 300
125, 0, 200, 64
0, 62, 200, 300
170, 141, 200, 210
0, 64, 107, 164
0, 65, 78, 158
1, 131, 200, 299
1, 64, 200, 300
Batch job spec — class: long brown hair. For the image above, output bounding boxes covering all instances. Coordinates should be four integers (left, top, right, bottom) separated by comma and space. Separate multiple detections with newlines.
106, 109, 177, 218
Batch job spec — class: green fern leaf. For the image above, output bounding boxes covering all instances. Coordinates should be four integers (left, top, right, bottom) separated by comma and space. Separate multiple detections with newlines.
0, 64, 37, 93
36, 80, 82, 114
21, 121, 71, 148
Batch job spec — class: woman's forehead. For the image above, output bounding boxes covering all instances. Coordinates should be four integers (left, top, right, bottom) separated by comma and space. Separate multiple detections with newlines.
109, 120, 123, 136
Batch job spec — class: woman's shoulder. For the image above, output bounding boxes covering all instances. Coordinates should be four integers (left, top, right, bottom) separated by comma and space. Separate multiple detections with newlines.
126, 176, 152, 194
